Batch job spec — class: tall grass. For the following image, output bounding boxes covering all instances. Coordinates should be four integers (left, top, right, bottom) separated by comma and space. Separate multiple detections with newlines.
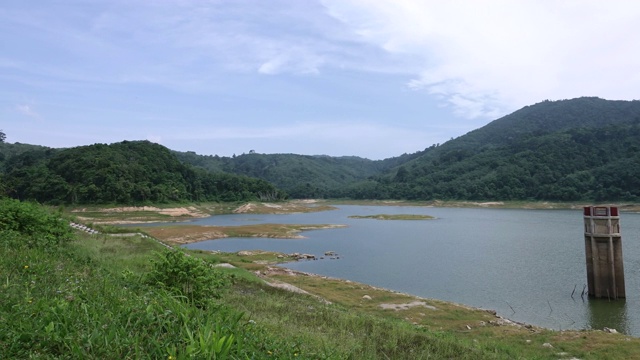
0, 233, 315, 359
224, 281, 505, 359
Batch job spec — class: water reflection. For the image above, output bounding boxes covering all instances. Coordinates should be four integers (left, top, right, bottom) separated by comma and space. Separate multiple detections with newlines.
586, 298, 629, 333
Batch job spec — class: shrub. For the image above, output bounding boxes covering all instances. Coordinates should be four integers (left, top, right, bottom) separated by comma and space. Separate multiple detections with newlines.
0, 198, 72, 249
145, 250, 231, 306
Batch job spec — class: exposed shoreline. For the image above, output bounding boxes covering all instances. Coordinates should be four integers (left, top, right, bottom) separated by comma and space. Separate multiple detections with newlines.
257, 264, 531, 329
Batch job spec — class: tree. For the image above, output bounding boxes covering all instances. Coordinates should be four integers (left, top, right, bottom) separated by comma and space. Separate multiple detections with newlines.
0, 130, 5, 143
3, 140, 285, 204
394, 166, 409, 182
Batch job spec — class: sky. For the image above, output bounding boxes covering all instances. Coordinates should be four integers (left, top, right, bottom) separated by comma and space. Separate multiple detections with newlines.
2, 1, 639, 160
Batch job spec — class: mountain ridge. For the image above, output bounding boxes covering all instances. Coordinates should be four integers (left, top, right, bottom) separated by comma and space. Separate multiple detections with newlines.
2, 97, 640, 203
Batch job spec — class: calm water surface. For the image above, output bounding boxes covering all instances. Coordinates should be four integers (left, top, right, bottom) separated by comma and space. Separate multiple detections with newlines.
147, 205, 640, 335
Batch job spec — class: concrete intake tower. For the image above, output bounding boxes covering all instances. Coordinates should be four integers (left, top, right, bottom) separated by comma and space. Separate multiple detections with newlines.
584, 206, 625, 299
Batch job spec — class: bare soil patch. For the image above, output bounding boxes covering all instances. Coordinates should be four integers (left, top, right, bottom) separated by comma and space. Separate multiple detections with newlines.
232, 200, 336, 214
72, 206, 209, 224
145, 225, 228, 244
95, 206, 206, 217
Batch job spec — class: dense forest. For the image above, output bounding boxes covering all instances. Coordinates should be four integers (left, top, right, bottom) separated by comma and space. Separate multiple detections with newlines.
338, 97, 640, 201
174, 151, 423, 198
0, 140, 285, 204
2, 97, 640, 204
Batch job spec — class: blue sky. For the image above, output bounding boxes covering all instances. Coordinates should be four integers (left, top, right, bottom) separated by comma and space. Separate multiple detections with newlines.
2, 1, 639, 160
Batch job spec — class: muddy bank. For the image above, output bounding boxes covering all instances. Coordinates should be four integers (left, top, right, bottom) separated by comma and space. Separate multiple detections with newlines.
144, 224, 347, 245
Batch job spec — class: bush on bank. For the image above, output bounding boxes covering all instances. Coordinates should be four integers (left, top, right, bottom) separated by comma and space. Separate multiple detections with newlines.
0, 198, 72, 249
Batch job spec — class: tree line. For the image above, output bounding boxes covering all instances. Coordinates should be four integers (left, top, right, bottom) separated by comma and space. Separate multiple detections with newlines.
174, 148, 424, 199
1, 140, 286, 204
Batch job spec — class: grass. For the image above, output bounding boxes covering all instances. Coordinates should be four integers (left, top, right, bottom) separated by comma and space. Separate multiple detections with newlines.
224, 281, 501, 359
0, 231, 311, 359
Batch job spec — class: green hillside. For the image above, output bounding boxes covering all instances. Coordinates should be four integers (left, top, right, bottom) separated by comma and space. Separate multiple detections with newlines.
175, 151, 423, 198
340, 97, 640, 201
0, 141, 49, 170
1, 141, 285, 204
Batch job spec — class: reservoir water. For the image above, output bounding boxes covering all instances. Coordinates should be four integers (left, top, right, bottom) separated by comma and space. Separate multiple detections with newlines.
146, 205, 640, 335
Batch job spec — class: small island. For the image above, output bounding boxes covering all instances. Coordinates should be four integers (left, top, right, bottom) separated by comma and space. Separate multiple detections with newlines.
348, 214, 435, 220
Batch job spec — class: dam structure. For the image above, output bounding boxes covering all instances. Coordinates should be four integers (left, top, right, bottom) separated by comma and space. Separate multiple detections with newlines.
584, 206, 625, 299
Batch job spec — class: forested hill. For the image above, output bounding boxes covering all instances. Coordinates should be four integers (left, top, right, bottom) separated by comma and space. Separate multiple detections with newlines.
341, 97, 640, 201
1, 141, 285, 204
444, 97, 640, 149
3, 97, 640, 203
174, 151, 423, 198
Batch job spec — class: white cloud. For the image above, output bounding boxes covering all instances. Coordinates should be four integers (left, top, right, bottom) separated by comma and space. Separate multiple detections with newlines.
321, 0, 640, 118
64, 2, 335, 79
258, 50, 323, 75
0, 1, 402, 89
16, 104, 40, 119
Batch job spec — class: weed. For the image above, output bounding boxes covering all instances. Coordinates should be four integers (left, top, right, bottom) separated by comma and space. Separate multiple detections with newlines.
145, 250, 231, 307
0, 198, 73, 249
